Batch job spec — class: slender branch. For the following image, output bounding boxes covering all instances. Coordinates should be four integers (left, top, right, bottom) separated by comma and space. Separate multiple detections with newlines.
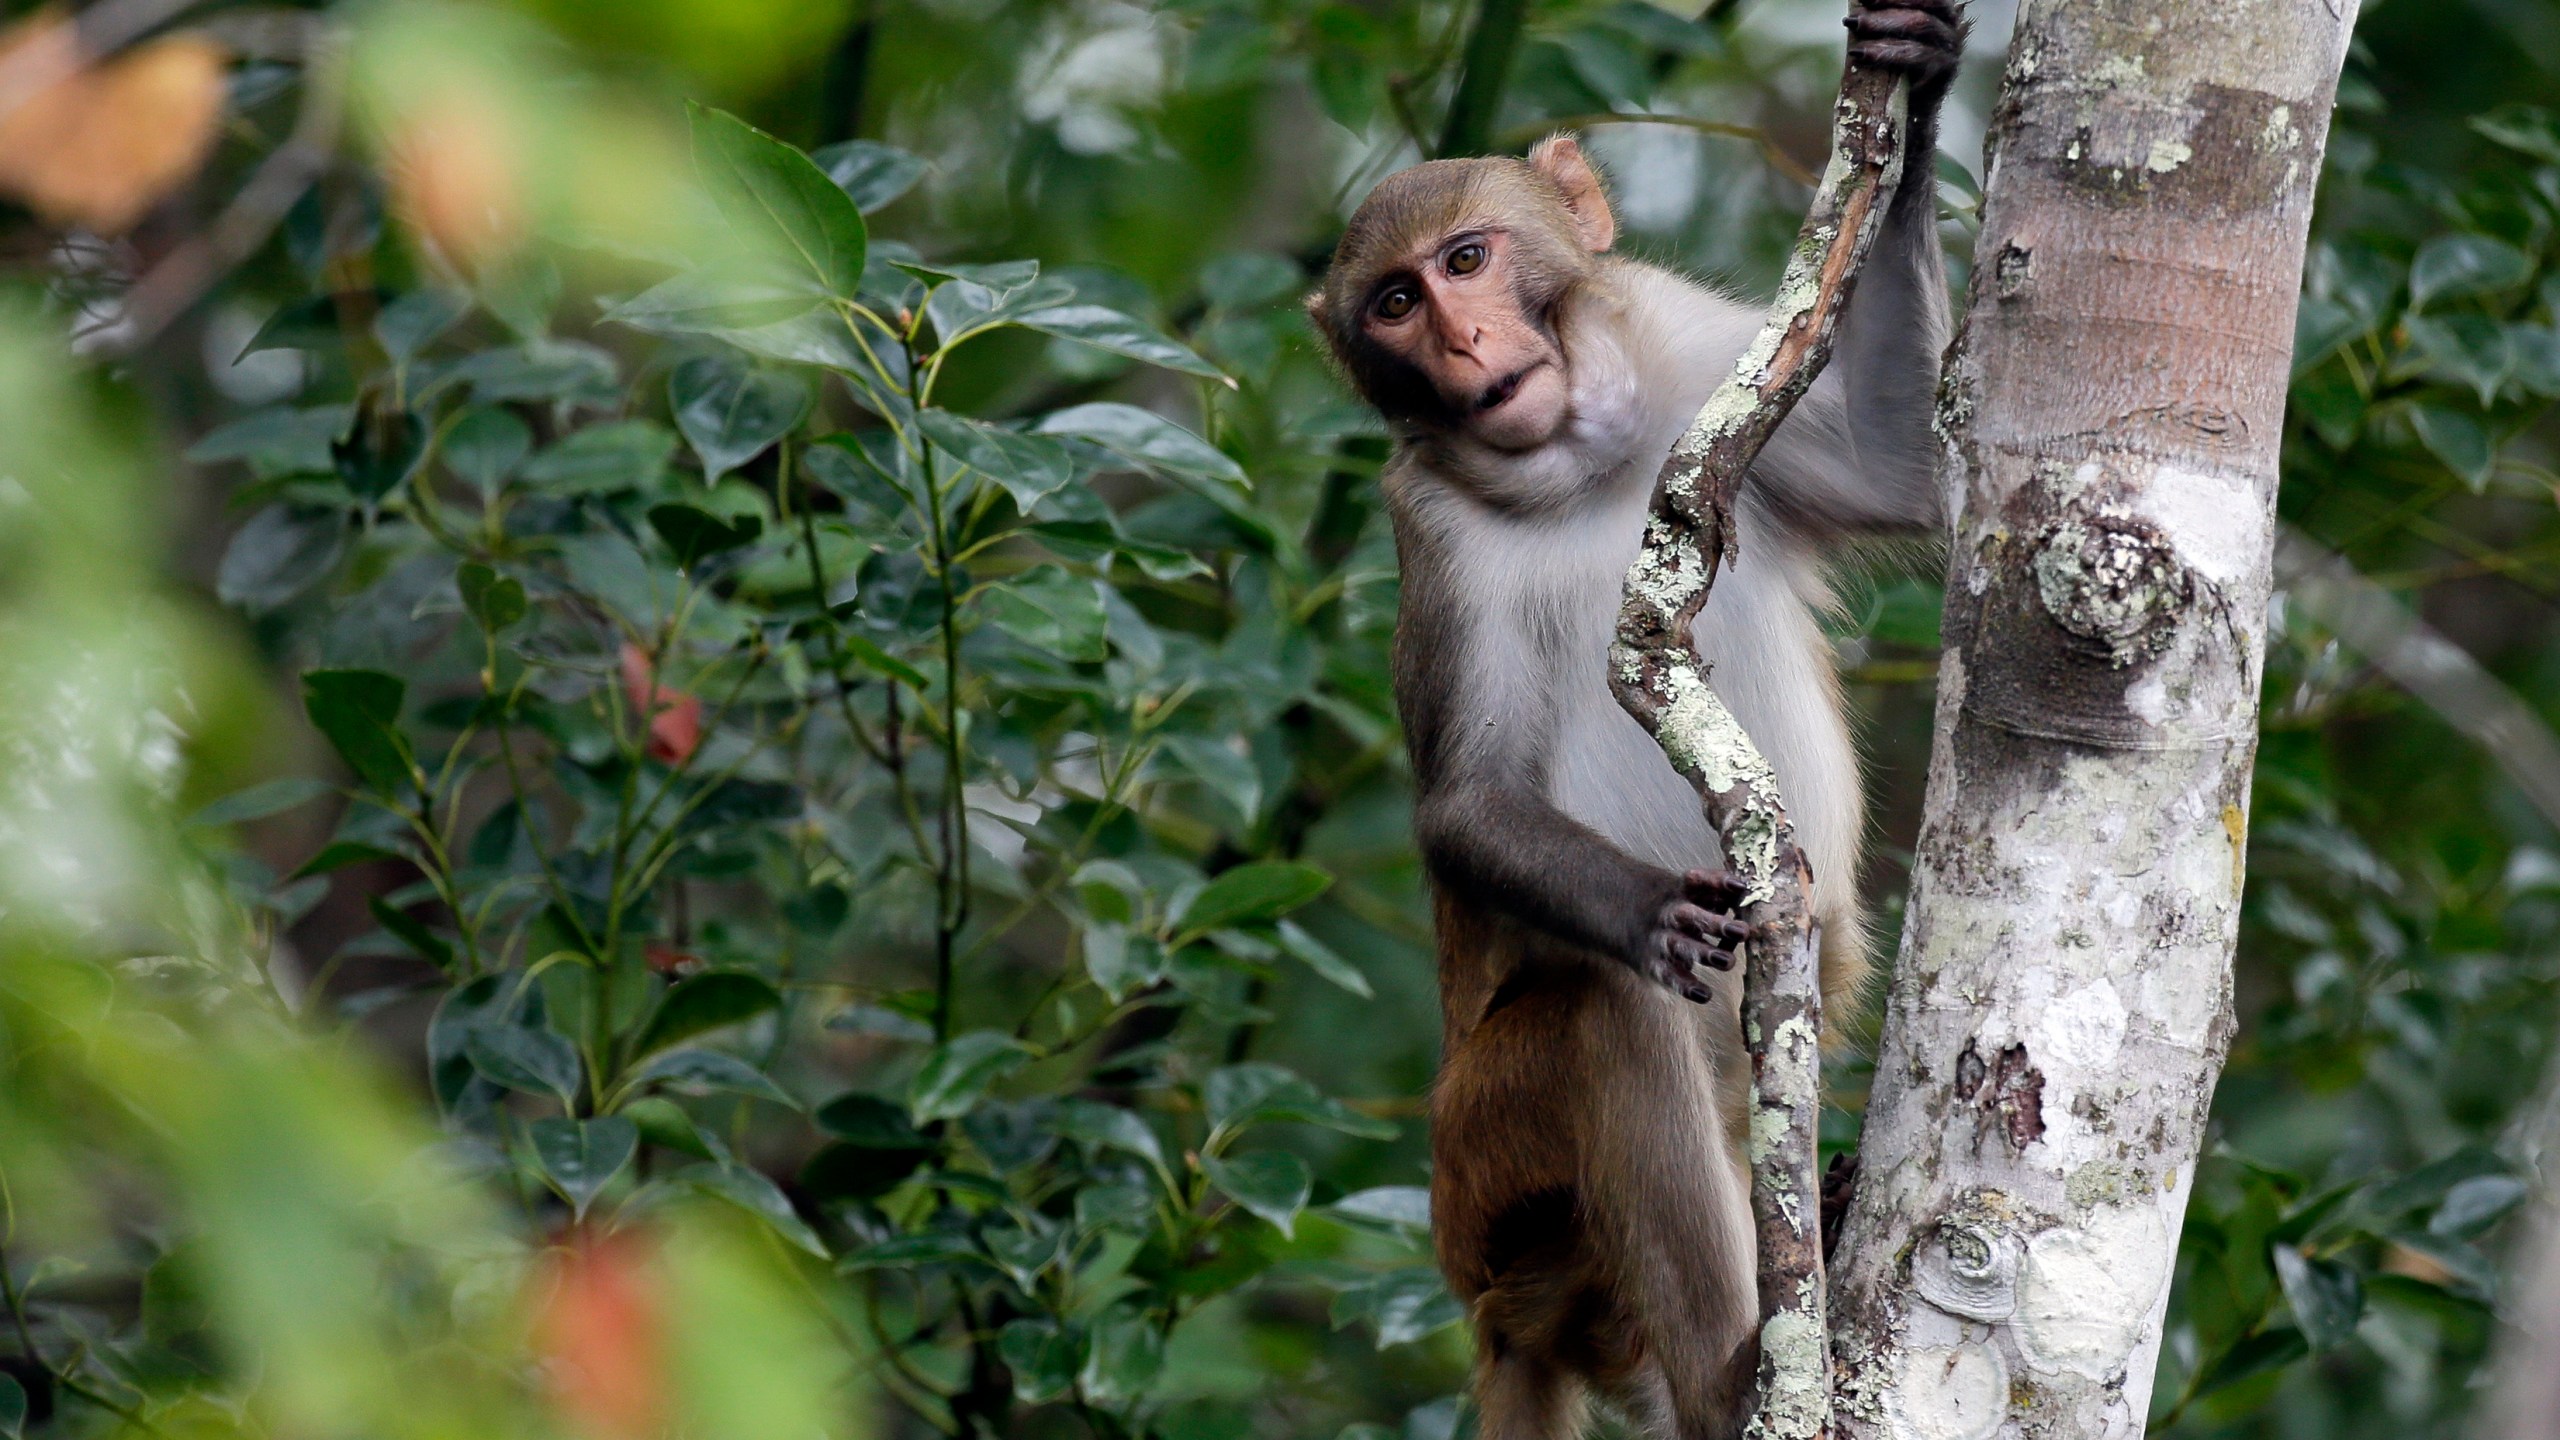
1606, 49, 1909, 1440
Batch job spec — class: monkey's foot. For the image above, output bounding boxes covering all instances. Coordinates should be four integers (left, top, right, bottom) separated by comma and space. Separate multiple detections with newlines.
1821, 1150, 1860, 1261
1640, 867, 1750, 1005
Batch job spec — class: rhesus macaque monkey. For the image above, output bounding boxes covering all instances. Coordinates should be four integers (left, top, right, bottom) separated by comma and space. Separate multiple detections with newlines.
1305, 5, 1964, 1436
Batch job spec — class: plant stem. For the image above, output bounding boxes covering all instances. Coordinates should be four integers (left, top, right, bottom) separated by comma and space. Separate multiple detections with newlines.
1436, 0, 1531, 158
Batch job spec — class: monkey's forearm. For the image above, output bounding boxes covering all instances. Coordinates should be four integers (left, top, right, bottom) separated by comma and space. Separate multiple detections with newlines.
1415, 778, 1680, 965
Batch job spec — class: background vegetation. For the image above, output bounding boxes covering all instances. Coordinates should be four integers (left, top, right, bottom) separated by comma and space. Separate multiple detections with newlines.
2, 0, 2559, 1437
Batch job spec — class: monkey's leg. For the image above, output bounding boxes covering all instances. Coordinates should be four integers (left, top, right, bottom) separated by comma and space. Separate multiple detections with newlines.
1576, 972, 1760, 1440
1475, 1343, 1586, 1440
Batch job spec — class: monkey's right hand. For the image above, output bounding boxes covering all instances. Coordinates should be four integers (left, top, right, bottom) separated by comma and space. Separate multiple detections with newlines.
1637, 868, 1751, 1004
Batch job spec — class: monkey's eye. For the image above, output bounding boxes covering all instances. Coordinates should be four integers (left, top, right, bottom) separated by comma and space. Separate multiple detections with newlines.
1447, 242, 1487, 275
1375, 286, 1419, 321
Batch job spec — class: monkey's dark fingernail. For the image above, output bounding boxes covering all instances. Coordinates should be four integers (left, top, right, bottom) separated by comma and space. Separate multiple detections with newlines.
1684, 985, 1712, 1004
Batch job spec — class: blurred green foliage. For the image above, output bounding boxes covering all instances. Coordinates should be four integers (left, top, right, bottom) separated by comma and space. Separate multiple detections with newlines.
2, 1, 2559, 1439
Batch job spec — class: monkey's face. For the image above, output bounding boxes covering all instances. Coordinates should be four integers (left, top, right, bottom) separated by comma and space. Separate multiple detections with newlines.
1311, 138, 1618, 454
1355, 228, 1573, 452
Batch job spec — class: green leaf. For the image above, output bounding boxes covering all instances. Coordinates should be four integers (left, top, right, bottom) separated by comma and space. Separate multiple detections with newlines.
1080, 1306, 1166, 1405
456, 561, 528, 633
294, 840, 402, 879
333, 409, 428, 500
2510, 324, 2560, 397
1162, 734, 1262, 821
1205, 1151, 1312, 1236
0, 1372, 25, 1439
800, 1141, 931, 1201
2410, 404, 2495, 490
628, 1048, 802, 1109
441, 341, 619, 405
625, 1096, 722, 1161
917, 409, 1082, 510
531, 1115, 637, 1219
689, 104, 868, 299
2184, 1327, 2310, 1406
812, 138, 927, 211
2429, 1174, 2529, 1237
375, 289, 470, 363
1054, 1098, 1167, 1170
841, 1231, 980, 1269
1204, 1062, 1397, 1141
1081, 924, 1164, 1001
2401, 313, 2512, 403
978, 564, 1108, 662
1329, 1267, 1464, 1348
2470, 104, 2560, 164
816, 1091, 927, 1148
1076, 1183, 1157, 1234
1015, 304, 1227, 382
303, 669, 413, 794
1177, 861, 1333, 937
217, 505, 345, 612
187, 776, 333, 828
649, 501, 766, 569
2409, 233, 2532, 308
910, 1030, 1031, 1124
1328, 1186, 1433, 1233
367, 896, 455, 968
668, 352, 814, 477
520, 420, 676, 494
999, 1318, 1084, 1404
602, 266, 825, 335
1037, 402, 1247, 485
838, 632, 929, 689
2271, 1243, 2363, 1350
1277, 920, 1372, 997
187, 404, 351, 476
632, 971, 783, 1060
466, 1023, 583, 1103
684, 1163, 828, 1256
443, 407, 532, 495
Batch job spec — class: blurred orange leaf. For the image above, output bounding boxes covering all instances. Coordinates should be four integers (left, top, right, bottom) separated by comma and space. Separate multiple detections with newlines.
386, 81, 525, 269
620, 642, 703, 766
0, 13, 227, 234
535, 1228, 668, 1440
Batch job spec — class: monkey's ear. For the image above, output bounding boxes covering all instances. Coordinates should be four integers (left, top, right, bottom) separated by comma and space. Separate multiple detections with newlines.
1527, 133, 1615, 253
1303, 289, 1331, 338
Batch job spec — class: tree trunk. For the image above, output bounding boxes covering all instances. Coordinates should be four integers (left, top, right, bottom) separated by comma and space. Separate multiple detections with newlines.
1826, 4, 2359, 1437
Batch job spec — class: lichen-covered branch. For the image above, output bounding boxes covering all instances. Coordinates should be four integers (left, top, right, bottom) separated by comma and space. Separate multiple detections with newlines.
1607, 52, 1910, 1440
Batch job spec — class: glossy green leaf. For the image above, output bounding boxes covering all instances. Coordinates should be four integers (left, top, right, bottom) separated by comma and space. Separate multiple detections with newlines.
816, 1091, 926, 1147
628, 1048, 802, 1109
633, 971, 783, 1060
1081, 924, 1164, 1001
690, 104, 868, 299
1177, 861, 1333, 937
374, 288, 470, 363
2410, 404, 2495, 490
649, 502, 765, 568
1079, 1306, 1166, 1404
1053, 1097, 1167, 1170
2409, 233, 2532, 308
917, 409, 1082, 509
187, 403, 351, 477
909, 1030, 1031, 1123
2401, 313, 2511, 403
1329, 1266, 1464, 1348
1037, 402, 1247, 485
1204, 1062, 1397, 1141
2469, 103, 2560, 163
2271, 1243, 2363, 1350
1328, 1186, 1433, 1233
2429, 1174, 2528, 1237
0, 1373, 24, 1439
1015, 304, 1227, 381
977, 564, 1108, 662
443, 407, 532, 494
465, 1023, 583, 1103
1205, 1151, 1312, 1236
603, 266, 825, 335
811, 138, 928, 211
520, 420, 676, 494
295, 841, 403, 879
999, 1318, 1084, 1404
668, 352, 814, 477
188, 776, 334, 828
456, 561, 528, 632
531, 1115, 638, 1219
302, 669, 413, 794
1276, 920, 1372, 997
217, 506, 345, 612
684, 1163, 828, 1256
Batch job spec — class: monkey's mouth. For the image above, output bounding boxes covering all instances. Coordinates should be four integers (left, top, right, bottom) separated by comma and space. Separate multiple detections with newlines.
1475, 363, 1543, 413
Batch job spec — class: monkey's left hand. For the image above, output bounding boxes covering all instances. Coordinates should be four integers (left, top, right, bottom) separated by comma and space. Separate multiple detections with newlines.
1846, 0, 1967, 108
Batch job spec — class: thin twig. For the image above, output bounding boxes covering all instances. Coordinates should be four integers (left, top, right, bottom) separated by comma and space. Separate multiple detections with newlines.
1606, 41, 1910, 1440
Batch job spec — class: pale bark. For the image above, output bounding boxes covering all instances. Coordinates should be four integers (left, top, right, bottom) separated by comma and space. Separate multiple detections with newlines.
1612, 52, 1910, 1440
1826, 4, 2359, 1439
